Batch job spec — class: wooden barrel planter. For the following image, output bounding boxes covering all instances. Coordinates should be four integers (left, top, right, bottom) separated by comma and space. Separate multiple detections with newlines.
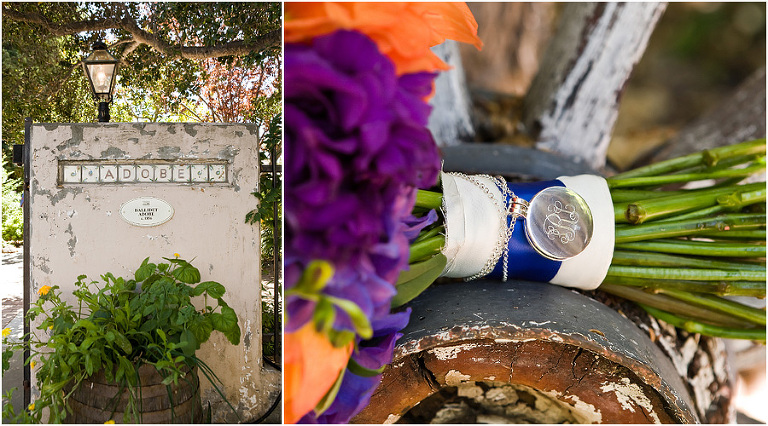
64, 364, 203, 424
353, 281, 700, 423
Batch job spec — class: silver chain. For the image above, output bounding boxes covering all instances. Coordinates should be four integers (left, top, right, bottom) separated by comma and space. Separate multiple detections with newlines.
449, 173, 528, 282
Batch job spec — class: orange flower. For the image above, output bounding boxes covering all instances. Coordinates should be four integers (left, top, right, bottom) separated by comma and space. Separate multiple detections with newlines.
285, 322, 353, 423
285, 2, 482, 75
37, 285, 52, 296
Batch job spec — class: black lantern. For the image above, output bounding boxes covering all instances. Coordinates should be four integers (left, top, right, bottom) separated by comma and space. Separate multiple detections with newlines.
82, 41, 119, 122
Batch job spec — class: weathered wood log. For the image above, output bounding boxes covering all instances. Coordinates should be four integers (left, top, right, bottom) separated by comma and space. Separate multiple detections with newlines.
639, 66, 766, 166
428, 41, 475, 147
353, 281, 698, 424
523, 2, 666, 170
459, 3, 555, 96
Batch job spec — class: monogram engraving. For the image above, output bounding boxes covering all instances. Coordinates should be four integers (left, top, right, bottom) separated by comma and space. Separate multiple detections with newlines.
544, 201, 579, 244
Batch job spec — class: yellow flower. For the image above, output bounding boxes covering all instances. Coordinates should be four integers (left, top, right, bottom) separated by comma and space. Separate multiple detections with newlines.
2, 328, 10, 338
104, 420, 115, 424
37, 285, 52, 296
30, 361, 36, 369
174, 253, 180, 258
48, 325, 53, 330
27, 403, 34, 411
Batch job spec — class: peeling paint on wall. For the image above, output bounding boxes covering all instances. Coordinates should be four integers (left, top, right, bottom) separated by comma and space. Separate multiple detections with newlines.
100, 147, 129, 159
65, 224, 76, 257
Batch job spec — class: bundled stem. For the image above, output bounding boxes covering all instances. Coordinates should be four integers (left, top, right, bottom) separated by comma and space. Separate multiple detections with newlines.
615, 182, 765, 224
608, 138, 766, 180
614, 213, 765, 243
601, 275, 765, 297
406, 139, 765, 340
605, 139, 766, 341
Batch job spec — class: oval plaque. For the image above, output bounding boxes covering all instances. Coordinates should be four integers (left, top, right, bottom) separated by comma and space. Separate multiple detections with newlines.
524, 187, 593, 261
120, 197, 174, 227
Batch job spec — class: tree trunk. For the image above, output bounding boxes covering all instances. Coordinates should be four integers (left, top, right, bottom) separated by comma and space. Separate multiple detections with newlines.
428, 41, 476, 147
459, 3, 556, 96
523, 2, 666, 170
639, 66, 767, 166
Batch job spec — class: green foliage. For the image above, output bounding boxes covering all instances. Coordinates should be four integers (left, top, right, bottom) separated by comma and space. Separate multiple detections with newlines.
2, 256, 240, 423
392, 254, 448, 308
1, 166, 23, 243
247, 115, 282, 270
2, 2, 282, 177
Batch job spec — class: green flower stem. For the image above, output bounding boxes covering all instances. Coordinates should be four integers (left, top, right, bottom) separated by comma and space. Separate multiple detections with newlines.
712, 176, 749, 188
616, 239, 766, 257
409, 235, 445, 263
615, 214, 765, 243
600, 275, 765, 297
697, 229, 767, 240
607, 163, 765, 189
647, 186, 766, 224
638, 304, 765, 341
414, 224, 444, 244
610, 189, 685, 204
656, 288, 766, 326
614, 204, 631, 224
674, 153, 766, 176
415, 190, 443, 210
606, 265, 765, 282
617, 182, 765, 224
611, 250, 765, 271
608, 138, 766, 180
650, 205, 725, 224
599, 283, 756, 328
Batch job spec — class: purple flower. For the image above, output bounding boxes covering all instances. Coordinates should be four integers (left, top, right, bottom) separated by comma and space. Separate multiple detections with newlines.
285, 29, 439, 325
285, 29, 441, 423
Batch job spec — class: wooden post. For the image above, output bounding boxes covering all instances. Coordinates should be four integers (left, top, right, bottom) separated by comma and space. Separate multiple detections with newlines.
523, 2, 666, 170
428, 41, 476, 147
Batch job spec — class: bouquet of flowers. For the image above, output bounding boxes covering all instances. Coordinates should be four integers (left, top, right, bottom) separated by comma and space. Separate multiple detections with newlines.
406, 139, 765, 342
285, 2, 766, 423
284, 3, 482, 423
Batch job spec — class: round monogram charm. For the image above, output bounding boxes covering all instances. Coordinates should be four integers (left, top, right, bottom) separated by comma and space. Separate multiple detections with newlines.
524, 187, 593, 261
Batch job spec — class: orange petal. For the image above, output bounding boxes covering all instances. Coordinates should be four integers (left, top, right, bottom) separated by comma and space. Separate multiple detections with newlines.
284, 323, 353, 424
285, 2, 482, 75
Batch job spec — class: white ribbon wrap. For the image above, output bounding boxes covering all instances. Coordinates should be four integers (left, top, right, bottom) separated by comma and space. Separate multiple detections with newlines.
439, 172, 614, 290
440, 173, 505, 278
550, 175, 615, 290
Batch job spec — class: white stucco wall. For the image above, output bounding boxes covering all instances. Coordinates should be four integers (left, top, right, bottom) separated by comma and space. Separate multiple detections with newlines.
28, 123, 267, 422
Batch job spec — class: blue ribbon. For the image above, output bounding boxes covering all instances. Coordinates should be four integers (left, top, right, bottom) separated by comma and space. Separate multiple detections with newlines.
486, 179, 565, 282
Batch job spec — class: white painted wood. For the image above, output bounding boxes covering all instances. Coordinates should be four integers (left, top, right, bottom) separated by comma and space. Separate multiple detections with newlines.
523, 2, 666, 170
429, 41, 475, 147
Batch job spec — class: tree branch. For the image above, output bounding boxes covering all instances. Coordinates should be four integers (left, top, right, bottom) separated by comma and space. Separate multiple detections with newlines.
2, 5, 281, 60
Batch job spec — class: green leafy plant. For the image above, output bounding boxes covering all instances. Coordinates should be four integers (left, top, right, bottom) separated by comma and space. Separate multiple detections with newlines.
247, 114, 283, 270
2, 165, 23, 244
2, 256, 240, 423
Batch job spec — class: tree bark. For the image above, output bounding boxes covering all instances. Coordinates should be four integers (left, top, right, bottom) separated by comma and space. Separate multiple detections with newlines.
459, 3, 555, 96
640, 66, 767, 166
523, 2, 666, 170
428, 42, 476, 147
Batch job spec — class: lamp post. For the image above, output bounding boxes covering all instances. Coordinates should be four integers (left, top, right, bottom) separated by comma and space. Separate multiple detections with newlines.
82, 41, 119, 122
